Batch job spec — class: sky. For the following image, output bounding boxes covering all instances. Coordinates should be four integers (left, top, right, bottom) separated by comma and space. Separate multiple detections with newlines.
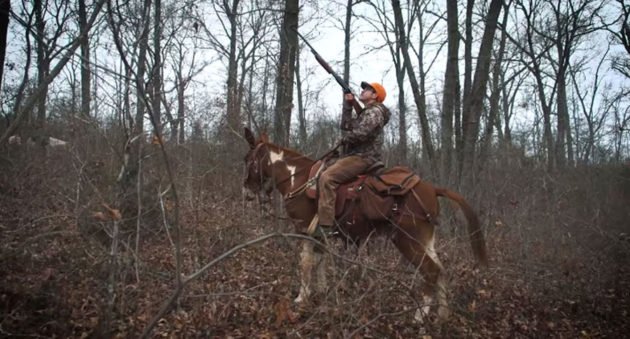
2, 0, 628, 153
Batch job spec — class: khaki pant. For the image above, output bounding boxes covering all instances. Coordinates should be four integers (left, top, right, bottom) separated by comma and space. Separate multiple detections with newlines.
317, 155, 371, 226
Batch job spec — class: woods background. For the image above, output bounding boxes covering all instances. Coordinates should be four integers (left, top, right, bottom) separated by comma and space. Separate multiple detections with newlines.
0, 0, 629, 337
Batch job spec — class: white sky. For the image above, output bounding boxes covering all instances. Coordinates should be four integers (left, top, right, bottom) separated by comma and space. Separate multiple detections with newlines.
2, 0, 628, 151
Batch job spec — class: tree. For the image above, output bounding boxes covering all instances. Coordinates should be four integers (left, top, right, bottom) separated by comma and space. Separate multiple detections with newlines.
546, 0, 605, 167
442, 0, 460, 176
608, 0, 630, 79
392, 0, 435, 162
162, 3, 209, 143
273, 0, 299, 146
201, 0, 242, 138
509, 0, 556, 170
364, 0, 409, 164
0, 0, 105, 146
0, 0, 9, 91
508, 0, 605, 169
460, 0, 503, 180
151, 0, 162, 137
480, 1, 511, 163
78, 0, 90, 118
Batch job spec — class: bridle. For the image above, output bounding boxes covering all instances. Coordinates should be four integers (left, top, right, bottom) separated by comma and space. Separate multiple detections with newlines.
244, 142, 272, 194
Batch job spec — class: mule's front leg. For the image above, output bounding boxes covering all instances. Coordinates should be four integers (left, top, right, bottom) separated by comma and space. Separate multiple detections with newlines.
314, 249, 328, 294
294, 240, 315, 304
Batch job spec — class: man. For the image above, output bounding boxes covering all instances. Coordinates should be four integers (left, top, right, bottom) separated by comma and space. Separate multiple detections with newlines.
317, 81, 391, 236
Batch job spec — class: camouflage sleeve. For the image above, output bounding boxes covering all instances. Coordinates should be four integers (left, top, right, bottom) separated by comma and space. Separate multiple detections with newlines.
343, 105, 385, 144
340, 100, 353, 131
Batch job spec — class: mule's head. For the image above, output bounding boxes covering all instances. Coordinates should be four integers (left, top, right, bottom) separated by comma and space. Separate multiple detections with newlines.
243, 127, 273, 201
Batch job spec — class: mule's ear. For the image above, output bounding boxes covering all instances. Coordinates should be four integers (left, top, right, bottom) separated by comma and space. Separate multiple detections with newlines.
244, 127, 256, 149
260, 132, 269, 143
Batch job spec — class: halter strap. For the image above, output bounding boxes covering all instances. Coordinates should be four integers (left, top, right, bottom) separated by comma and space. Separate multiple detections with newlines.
250, 141, 343, 198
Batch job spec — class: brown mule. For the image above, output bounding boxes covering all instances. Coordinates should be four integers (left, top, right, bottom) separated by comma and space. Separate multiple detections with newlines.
242, 128, 488, 322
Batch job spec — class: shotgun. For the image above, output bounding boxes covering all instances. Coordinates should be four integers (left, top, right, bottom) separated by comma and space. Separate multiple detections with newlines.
292, 28, 363, 114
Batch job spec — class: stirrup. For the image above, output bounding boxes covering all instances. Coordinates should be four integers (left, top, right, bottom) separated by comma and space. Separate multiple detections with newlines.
313, 224, 339, 240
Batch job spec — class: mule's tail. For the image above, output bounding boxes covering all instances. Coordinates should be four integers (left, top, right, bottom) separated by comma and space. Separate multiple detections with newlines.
436, 188, 488, 267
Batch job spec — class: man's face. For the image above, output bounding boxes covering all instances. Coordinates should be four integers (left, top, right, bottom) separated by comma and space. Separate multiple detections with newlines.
359, 86, 377, 103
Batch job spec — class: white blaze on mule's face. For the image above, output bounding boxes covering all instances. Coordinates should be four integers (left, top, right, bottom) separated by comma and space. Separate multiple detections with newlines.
268, 149, 297, 187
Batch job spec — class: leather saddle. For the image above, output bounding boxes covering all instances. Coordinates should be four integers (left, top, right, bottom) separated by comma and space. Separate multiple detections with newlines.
305, 161, 420, 218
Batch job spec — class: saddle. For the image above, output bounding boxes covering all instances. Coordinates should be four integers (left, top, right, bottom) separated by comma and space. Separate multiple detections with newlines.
305, 161, 420, 220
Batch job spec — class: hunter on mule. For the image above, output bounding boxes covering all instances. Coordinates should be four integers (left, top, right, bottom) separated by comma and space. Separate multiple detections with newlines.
244, 39, 487, 321
242, 82, 488, 322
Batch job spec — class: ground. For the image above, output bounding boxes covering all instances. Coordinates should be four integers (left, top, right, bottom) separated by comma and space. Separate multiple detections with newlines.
1, 155, 629, 338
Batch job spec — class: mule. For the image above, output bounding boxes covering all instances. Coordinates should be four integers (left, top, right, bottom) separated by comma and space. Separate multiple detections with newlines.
242, 128, 487, 322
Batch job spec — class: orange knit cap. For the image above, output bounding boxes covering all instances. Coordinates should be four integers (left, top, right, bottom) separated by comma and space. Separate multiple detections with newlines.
361, 81, 386, 102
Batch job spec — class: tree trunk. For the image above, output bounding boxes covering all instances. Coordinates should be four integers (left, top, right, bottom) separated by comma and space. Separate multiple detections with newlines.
35, 0, 49, 127
392, 0, 434, 162
151, 0, 162, 137
226, 0, 241, 136
0, 0, 12, 100
463, 0, 473, 106
556, 69, 568, 167
480, 3, 509, 164
0, 0, 8, 91
176, 70, 186, 144
273, 0, 299, 146
461, 0, 502, 179
295, 45, 307, 147
442, 0, 459, 177
343, 0, 352, 84
397, 65, 407, 164
79, 0, 90, 118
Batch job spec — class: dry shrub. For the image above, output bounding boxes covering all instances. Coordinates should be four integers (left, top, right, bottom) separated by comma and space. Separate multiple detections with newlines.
1, 130, 629, 337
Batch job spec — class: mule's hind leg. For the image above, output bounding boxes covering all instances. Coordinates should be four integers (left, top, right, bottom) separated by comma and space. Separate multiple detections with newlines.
392, 222, 449, 323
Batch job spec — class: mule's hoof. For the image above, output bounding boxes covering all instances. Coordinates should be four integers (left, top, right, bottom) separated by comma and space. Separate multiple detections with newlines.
437, 305, 450, 322
294, 291, 310, 304
414, 308, 428, 324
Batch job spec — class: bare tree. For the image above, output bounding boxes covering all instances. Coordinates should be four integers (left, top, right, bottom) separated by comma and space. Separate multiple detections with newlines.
162, 3, 209, 143
480, 1, 511, 164
34, 0, 47, 127
151, 0, 162, 137
0, 0, 10, 91
78, 0, 90, 118
460, 0, 503, 180
273, 0, 299, 146
295, 44, 307, 146
569, 44, 614, 163
546, 0, 605, 167
364, 0, 408, 163
608, 0, 630, 78
442, 0, 460, 176
510, 0, 556, 170
392, 0, 435, 162
199, 0, 242, 138
0, 0, 105, 146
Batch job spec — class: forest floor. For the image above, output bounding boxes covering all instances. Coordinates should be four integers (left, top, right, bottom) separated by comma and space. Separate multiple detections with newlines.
1, 156, 629, 338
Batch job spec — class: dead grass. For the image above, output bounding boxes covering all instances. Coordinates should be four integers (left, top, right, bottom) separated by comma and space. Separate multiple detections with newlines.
0, 144, 629, 338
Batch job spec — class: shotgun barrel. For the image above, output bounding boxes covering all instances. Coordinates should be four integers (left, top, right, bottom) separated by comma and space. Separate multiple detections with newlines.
292, 28, 363, 114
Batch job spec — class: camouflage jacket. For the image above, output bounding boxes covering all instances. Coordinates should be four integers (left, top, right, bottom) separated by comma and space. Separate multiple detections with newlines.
340, 101, 391, 161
